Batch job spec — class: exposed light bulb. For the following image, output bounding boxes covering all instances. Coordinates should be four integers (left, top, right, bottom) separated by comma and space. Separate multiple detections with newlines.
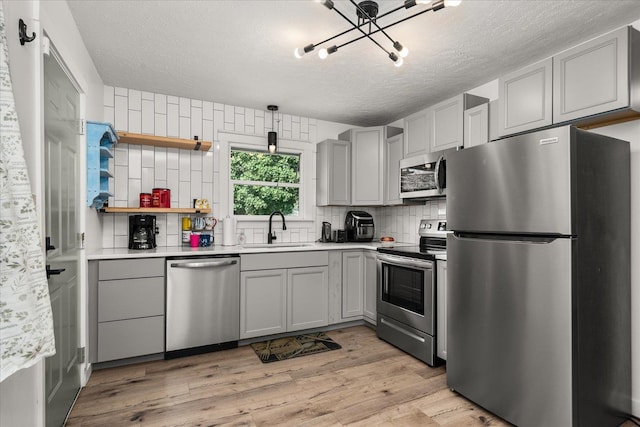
416, 0, 432, 4
268, 143, 276, 154
318, 48, 328, 59
294, 48, 305, 59
444, 0, 461, 6
394, 57, 404, 67
399, 46, 409, 58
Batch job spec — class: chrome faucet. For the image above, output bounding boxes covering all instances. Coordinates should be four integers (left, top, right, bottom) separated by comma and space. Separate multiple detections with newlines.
267, 211, 287, 244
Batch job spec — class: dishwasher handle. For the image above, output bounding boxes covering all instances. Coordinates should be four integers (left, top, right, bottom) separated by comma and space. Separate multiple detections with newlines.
170, 259, 238, 269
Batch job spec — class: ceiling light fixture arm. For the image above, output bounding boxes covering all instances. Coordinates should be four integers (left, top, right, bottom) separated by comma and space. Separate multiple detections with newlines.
350, 0, 394, 44
328, 2, 391, 56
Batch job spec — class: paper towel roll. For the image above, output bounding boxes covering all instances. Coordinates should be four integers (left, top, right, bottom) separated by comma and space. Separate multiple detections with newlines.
222, 216, 236, 246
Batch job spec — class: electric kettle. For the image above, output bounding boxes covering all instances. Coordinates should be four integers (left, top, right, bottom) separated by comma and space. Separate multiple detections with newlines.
321, 222, 332, 242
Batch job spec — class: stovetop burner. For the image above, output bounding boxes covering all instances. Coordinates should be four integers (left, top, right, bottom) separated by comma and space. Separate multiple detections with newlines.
377, 219, 448, 260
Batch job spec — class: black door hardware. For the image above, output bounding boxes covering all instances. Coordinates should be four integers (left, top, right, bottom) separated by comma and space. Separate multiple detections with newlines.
46, 265, 65, 279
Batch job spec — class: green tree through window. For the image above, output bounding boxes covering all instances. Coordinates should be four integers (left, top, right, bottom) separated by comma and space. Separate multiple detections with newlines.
231, 149, 300, 216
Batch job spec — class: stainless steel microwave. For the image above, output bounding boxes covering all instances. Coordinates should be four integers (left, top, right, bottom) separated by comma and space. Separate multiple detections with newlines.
399, 148, 459, 199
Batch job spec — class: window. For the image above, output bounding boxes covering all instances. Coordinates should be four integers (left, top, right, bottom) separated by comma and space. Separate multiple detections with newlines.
230, 149, 300, 216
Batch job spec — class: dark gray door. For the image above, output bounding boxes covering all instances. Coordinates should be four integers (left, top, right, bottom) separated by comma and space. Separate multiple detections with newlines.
44, 47, 81, 427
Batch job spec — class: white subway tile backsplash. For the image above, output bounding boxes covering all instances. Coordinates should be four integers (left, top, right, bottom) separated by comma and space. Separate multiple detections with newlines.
154, 147, 167, 180
142, 100, 154, 134
114, 214, 128, 236
179, 97, 190, 116
224, 105, 234, 124
167, 149, 179, 171
167, 104, 179, 137
114, 95, 128, 131
191, 107, 203, 139
255, 114, 265, 135
203, 101, 213, 120
179, 181, 191, 207
104, 86, 115, 107
154, 113, 167, 137
141, 146, 155, 168
234, 111, 245, 133
179, 117, 191, 139
245, 108, 255, 126
103, 85, 335, 247
142, 167, 154, 192
128, 145, 142, 179
155, 94, 167, 114
203, 119, 213, 142
128, 89, 141, 111
103, 106, 114, 126
179, 149, 191, 181
128, 179, 141, 206
128, 110, 142, 133
190, 171, 202, 198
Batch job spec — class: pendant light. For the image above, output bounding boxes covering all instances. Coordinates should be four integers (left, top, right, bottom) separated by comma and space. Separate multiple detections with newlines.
267, 105, 278, 154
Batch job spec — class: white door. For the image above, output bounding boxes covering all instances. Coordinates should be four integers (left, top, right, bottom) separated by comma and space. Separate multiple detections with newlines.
43, 48, 82, 427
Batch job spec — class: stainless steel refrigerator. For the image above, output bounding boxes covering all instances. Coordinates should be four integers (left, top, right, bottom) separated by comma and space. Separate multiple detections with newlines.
446, 125, 631, 427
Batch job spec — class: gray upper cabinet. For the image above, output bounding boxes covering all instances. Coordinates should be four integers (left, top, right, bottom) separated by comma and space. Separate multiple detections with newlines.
498, 58, 553, 137
553, 26, 640, 125
403, 108, 431, 157
316, 139, 350, 206
431, 93, 489, 151
463, 103, 489, 148
339, 126, 402, 206
384, 133, 403, 206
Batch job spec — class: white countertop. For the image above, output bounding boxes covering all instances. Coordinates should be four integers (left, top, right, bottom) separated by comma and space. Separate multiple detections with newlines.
86, 241, 416, 260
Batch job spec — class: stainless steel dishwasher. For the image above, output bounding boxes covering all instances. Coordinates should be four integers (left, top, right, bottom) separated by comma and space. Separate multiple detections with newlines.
165, 255, 240, 359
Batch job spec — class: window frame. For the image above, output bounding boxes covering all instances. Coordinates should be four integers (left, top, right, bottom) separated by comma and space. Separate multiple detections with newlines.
230, 148, 302, 218
219, 133, 313, 223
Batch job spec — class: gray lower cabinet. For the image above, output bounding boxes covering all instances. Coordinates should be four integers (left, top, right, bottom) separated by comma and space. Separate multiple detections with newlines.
553, 25, 640, 124
88, 258, 165, 363
498, 58, 553, 137
363, 251, 377, 324
342, 251, 364, 318
240, 252, 329, 339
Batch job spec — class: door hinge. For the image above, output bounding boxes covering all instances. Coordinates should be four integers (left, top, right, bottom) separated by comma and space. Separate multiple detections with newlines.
77, 118, 85, 135
78, 232, 85, 249
77, 347, 85, 364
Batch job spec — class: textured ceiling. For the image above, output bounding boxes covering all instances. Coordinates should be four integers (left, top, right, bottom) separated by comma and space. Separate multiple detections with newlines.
67, 0, 640, 127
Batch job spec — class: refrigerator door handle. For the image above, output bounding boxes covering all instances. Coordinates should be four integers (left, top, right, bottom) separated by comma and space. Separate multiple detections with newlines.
434, 155, 444, 194
452, 232, 568, 244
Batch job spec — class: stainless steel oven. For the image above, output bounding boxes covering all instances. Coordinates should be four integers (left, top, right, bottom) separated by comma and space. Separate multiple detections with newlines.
377, 254, 436, 365
376, 219, 447, 366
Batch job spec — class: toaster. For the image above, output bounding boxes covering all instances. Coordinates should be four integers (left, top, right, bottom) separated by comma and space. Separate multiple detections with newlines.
345, 211, 374, 242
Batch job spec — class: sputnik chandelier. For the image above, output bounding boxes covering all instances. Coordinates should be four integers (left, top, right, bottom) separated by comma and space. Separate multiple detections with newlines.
294, 0, 461, 67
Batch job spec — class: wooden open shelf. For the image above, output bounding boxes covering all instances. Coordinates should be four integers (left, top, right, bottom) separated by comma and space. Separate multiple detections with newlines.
100, 207, 211, 214
117, 132, 212, 152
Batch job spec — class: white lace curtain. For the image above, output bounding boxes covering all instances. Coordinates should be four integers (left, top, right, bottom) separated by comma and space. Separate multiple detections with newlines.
0, 4, 56, 383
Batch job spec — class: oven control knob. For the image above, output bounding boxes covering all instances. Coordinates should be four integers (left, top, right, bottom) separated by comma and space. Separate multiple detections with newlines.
426, 223, 432, 229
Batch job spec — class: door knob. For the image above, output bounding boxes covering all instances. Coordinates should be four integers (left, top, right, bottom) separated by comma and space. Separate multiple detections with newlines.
46, 265, 65, 279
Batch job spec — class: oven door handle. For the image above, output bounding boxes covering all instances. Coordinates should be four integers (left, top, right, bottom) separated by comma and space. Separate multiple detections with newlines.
377, 254, 433, 270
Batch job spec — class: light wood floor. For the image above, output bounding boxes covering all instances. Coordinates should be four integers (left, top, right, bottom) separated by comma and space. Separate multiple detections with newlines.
66, 326, 634, 427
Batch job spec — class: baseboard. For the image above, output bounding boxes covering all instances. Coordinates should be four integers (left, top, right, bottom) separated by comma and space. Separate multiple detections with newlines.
632, 395, 640, 419
81, 363, 92, 387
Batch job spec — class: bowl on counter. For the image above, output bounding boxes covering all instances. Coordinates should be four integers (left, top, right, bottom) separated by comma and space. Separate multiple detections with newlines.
380, 236, 395, 248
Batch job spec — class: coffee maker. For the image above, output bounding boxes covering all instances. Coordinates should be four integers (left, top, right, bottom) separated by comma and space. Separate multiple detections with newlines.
129, 215, 157, 249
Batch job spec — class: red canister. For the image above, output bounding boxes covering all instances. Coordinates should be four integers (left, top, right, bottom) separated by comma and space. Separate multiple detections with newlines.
152, 188, 171, 208
139, 193, 152, 207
